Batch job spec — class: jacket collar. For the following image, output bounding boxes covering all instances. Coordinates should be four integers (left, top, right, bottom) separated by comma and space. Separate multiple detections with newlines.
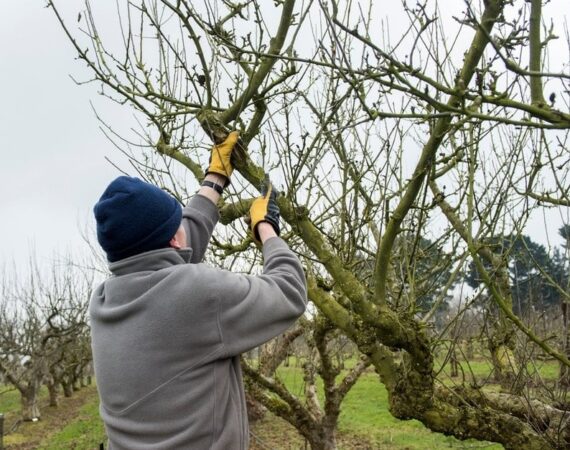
108, 248, 194, 276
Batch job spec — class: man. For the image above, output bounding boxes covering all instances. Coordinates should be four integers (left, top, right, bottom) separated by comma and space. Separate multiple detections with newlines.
90, 132, 307, 449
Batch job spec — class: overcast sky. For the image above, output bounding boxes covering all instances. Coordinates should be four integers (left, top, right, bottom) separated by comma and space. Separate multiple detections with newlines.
0, 1, 129, 269
0, 1, 568, 272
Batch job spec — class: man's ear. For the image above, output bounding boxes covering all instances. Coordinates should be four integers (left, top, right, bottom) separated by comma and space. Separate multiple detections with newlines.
169, 235, 182, 249
169, 224, 186, 250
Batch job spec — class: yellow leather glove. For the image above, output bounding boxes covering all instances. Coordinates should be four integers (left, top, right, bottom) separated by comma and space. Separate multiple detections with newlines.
249, 180, 280, 245
207, 131, 239, 184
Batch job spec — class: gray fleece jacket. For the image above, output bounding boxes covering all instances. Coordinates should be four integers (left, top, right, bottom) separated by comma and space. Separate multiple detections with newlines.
90, 194, 307, 450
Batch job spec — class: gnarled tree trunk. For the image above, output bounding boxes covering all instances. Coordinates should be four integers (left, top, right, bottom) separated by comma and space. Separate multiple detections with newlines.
21, 386, 41, 421
47, 381, 60, 407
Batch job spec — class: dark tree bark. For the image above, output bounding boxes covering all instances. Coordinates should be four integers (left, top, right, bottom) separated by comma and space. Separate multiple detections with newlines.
47, 381, 60, 408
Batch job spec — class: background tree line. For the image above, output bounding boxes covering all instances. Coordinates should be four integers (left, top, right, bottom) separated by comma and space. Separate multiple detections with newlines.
0, 257, 93, 423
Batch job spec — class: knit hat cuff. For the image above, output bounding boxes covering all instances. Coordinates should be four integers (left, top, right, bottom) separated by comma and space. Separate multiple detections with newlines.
106, 202, 182, 262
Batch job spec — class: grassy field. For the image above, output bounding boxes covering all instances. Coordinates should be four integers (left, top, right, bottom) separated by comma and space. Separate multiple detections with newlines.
267, 366, 504, 450
0, 385, 104, 449
0, 357, 560, 449
36, 393, 106, 450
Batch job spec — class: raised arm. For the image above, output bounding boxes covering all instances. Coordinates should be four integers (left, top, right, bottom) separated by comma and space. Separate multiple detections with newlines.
182, 132, 239, 262
217, 235, 307, 356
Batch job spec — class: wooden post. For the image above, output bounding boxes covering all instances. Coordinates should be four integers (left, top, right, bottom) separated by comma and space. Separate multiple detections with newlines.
0, 413, 4, 450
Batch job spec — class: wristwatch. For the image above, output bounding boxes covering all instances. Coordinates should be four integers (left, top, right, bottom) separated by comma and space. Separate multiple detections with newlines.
201, 179, 224, 195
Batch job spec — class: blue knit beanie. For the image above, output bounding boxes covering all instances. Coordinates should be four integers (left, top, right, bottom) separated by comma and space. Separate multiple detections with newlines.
94, 176, 183, 262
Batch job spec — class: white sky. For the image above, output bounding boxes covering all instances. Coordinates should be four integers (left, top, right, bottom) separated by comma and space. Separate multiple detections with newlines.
0, 1, 568, 272
0, 1, 129, 269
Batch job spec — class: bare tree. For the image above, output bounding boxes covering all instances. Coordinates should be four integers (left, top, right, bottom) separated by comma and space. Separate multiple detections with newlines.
244, 315, 370, 450
0, 256, 92, 419
49, 1, 570, 448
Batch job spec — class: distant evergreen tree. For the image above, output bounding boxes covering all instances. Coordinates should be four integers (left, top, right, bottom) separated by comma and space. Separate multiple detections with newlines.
466, 234, 565, 314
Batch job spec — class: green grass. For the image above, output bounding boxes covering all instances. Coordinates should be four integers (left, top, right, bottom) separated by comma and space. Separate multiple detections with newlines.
7, 370, 504, 450
274, 366, 504, 449
0, 385, 22, 413
37, 392, 106, 450
528, 359, 560, 380
0, 385, 49, 447
435, 356, 560, 385
5, 355, 560, 449
0, 384, 104, 449
1, 386, 25, 446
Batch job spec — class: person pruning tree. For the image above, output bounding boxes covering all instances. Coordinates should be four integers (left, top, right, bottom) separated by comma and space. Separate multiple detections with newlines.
90, 132, 307, 450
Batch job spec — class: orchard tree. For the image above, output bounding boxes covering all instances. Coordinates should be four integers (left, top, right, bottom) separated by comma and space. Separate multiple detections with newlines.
0, 257, 92, 419
244, 315, 370, 450
49, 1, 570, 448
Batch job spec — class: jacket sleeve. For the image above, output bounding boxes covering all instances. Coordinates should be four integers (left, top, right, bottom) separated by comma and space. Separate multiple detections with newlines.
217, 237, 307, 357
182, 194, 219, 263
